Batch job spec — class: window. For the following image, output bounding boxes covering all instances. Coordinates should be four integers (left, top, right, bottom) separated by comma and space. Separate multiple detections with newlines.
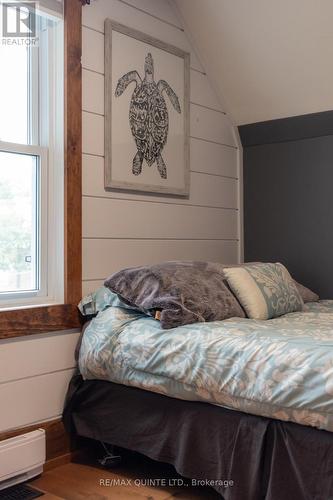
0, 5, 64, 309
0, 0, 82, 338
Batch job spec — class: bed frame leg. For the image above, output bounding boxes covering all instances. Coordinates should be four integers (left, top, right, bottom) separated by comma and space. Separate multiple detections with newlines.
98, 441, 122, 468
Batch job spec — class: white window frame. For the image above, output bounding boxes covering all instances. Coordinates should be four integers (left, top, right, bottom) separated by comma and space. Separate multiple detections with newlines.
0, 10, 64, 311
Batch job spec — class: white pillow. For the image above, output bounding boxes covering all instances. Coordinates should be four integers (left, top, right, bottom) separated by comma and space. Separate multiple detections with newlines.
224, 263, 304, 320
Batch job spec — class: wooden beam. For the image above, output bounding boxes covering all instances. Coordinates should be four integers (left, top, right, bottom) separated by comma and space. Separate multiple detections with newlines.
64, 0, 82, 307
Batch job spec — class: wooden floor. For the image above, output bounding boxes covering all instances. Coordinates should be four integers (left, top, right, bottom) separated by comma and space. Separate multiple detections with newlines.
30, 451, 221, 500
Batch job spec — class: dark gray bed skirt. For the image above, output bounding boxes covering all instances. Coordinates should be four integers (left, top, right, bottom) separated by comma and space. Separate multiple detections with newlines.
63, 373, 333, 500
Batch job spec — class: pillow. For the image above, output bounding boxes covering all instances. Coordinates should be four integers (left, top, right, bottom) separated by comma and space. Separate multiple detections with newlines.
223, 262, 319, 304
223, 262, 304, 320
104, 261, 245, 329
78, 286, 138, 316
294, 280, 319, 303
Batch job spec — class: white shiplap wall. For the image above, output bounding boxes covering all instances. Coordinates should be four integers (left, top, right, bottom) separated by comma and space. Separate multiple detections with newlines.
0, 331, 80, 432
82, 0, 242, 295
0, 0, 242, 434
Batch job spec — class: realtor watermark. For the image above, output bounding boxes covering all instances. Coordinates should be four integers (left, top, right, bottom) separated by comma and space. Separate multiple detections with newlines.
99, 477, 234, 489
1, 1, 39, 45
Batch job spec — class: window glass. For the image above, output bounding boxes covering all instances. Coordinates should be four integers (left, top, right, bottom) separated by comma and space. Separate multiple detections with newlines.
0, 45, 29, 144
0, 151, 38, 293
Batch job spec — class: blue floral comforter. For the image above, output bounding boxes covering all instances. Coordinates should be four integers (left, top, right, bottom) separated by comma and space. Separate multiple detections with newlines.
79, 300, 333, 432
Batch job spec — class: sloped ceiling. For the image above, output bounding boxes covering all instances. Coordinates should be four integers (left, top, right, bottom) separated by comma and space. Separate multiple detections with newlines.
174, 0, 333, 125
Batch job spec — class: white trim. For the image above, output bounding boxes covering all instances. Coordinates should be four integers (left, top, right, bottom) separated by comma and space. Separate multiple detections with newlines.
28, 15, 40, 146
233, 126, 244, 263
44, 17, 64, 306
0, 141, 44, 157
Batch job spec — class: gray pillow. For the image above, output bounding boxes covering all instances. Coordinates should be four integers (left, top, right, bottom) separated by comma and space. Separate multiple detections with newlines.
294, 280, 319, 303
104, 261, 245, 329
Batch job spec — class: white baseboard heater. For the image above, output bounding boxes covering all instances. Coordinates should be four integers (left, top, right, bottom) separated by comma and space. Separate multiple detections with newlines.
0, 429, 46, 490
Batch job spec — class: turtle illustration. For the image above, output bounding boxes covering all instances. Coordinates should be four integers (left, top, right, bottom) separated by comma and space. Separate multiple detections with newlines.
115, 52, 181, 179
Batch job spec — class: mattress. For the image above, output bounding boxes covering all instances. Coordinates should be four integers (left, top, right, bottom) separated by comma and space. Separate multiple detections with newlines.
78, 300, 333, 432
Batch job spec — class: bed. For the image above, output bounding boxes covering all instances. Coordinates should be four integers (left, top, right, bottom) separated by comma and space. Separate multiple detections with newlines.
78, 299, 333, 432
64, 298, 333, 500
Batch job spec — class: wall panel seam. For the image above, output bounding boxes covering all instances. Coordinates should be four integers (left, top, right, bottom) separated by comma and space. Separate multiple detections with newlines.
0, 367, 75, 387
0, 329, 80, 344
190, 67, 206, 75
82, 194, 238, 211
3, 414, 63, 434
190, 136, 238, 149
190, 101, 226, 115
82, 151, 105, 158
83, 105, 227, 118
82, 66, 205, 78
190, 170, 238, 180
82, 66, 104, 76
83, 237, 240, 241
240, 133, 333, 148
82, 104, 227, 117
82, 23, 104, 35
83, 109, 104, 117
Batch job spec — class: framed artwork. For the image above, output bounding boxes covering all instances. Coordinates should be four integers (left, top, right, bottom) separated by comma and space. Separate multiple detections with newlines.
104, 19, 190, 196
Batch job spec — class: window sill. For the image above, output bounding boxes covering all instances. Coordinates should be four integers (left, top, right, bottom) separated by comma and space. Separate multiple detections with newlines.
0, 303, 81, 340
0, 299, 64, 313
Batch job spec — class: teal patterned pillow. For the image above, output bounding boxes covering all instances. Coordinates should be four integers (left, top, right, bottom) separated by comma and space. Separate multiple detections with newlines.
78, 286, 138, 316
224, 263, 304, 320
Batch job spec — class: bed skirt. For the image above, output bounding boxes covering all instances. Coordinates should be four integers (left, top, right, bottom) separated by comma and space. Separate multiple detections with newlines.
63, 373, 333, 500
